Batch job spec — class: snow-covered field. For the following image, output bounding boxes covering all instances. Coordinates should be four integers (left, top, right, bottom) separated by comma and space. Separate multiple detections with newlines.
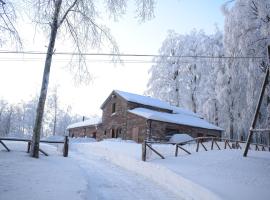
0, 141, 87, 200
1, 139, 270, 200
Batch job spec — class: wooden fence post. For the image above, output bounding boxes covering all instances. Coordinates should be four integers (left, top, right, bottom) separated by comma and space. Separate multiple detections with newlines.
262, 146, 265, 151
175, 144, 179, 157
243, 50, 270, 157
27, 141, 31, 153
142, 141, 146, 161
215, 140, 221, 150
227, 140, 232, 149
200, 141, 208, 151
211, 138, 214, 150
196, 139, 200, 152
0, 140, 10, 152
63, 136, 69, 157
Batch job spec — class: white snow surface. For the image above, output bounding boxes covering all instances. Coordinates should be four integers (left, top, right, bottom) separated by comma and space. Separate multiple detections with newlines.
67, 117, 101, 130
115, 90, 173, 110
170, 105, 202, 118
169, 133, 194, 143
129, 107, 223, 131
41, 135, 96, 143
71, 139, 270, 200
0, 140, 179, 200
2, 139, 270, 200
0, 142, 87, 200
115, 90, 202, 118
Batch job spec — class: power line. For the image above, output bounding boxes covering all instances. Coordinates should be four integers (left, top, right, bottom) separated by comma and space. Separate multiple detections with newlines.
0, 50, 265, 59
0, 56, 262, 64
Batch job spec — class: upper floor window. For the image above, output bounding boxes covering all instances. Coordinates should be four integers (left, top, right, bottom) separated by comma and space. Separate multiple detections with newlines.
112, 103, 116, 114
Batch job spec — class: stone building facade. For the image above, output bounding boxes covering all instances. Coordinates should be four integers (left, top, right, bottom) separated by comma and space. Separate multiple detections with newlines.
67, 90, 223, 143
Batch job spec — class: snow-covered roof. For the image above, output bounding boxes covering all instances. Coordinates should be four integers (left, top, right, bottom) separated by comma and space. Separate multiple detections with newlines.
112, 90, 201, 118
67, 117, 101, 130
170, 105, 202, 118
128, 108, 223, 131
113, 90, 173, 111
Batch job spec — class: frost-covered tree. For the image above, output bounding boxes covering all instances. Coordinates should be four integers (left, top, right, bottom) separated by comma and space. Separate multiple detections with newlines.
221, 0, 270, 140
0, 102, 12, 136
0, 0, 21, 47
148, 0, 270, 141
147, 29, 224, 125
0, 97, 84, 138
46, 86, 59, 136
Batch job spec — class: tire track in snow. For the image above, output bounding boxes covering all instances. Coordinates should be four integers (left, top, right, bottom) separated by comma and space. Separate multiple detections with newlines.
70, 151, 181, 200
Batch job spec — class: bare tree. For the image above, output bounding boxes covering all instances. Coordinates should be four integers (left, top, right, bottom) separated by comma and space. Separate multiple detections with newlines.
0, 0, 21, 46
29, 0, 156, 158
46, 85, 59, 136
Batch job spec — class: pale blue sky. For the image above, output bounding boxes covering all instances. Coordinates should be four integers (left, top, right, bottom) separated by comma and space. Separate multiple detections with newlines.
0, 0, 226, 116
107, 0, 225, 54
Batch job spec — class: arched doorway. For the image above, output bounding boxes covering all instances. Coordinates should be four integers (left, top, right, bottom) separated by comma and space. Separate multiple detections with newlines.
116, 127, 122, 138
111, 129, 116, 138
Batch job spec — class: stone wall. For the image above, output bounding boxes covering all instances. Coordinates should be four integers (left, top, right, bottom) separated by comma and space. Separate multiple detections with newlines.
100, 92, 171, 142
126, 113, 221, 143
126, 112, 148, 143
149, 120, 222, 140
101, 94, 128, 139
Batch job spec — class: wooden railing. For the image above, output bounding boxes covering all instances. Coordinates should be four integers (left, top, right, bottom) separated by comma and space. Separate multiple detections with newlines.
142, 137, 269, 161
0, 136, 69, 157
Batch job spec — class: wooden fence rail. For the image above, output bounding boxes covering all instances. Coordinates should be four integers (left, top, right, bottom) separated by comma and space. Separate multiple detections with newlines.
142, 136, 270, 161
0, 136, 69, 157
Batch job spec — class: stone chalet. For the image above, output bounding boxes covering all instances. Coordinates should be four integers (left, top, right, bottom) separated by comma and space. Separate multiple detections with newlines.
67, 90, 223, 143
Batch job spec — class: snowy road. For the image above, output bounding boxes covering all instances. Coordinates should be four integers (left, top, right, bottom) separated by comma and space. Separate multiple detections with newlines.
70, 151, 180, 200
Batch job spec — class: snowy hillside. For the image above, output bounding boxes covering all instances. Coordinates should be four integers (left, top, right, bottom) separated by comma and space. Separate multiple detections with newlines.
1, 139, 270, 200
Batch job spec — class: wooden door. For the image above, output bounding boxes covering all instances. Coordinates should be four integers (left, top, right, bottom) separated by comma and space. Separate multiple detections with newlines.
132, 127, 139, 142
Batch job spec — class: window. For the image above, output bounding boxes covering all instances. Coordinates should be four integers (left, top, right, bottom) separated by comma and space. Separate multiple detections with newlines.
112, 103, 116, 114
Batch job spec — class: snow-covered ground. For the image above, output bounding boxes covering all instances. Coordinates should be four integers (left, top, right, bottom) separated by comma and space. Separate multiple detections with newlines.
0, 142, 87, 200
1, 139, 270, 200
70, 139, 270, 200
0, 140, 178, 200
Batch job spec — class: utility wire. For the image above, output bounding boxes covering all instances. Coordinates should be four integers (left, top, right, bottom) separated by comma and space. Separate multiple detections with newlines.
0, 50, 265, 59
0, 57, 260, 64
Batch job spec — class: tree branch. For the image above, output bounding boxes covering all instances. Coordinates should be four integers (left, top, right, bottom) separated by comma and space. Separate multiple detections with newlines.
58, 0, 78, 27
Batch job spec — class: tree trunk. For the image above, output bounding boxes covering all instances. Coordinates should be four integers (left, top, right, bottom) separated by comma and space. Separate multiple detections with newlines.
31, 0, 62, 158
52, 86, 58, 136
5, 108, 13, 136
53, 113, 57, 136
214, 99, 219, 126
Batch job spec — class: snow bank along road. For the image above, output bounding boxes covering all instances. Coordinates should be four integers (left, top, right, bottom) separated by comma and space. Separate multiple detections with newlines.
0, 141, 180, 200
1, 139, 270, 200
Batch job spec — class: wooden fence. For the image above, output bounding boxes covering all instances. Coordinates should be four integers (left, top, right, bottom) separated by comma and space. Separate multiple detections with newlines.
142, 137, 270, 161
0, 136, 69, 157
